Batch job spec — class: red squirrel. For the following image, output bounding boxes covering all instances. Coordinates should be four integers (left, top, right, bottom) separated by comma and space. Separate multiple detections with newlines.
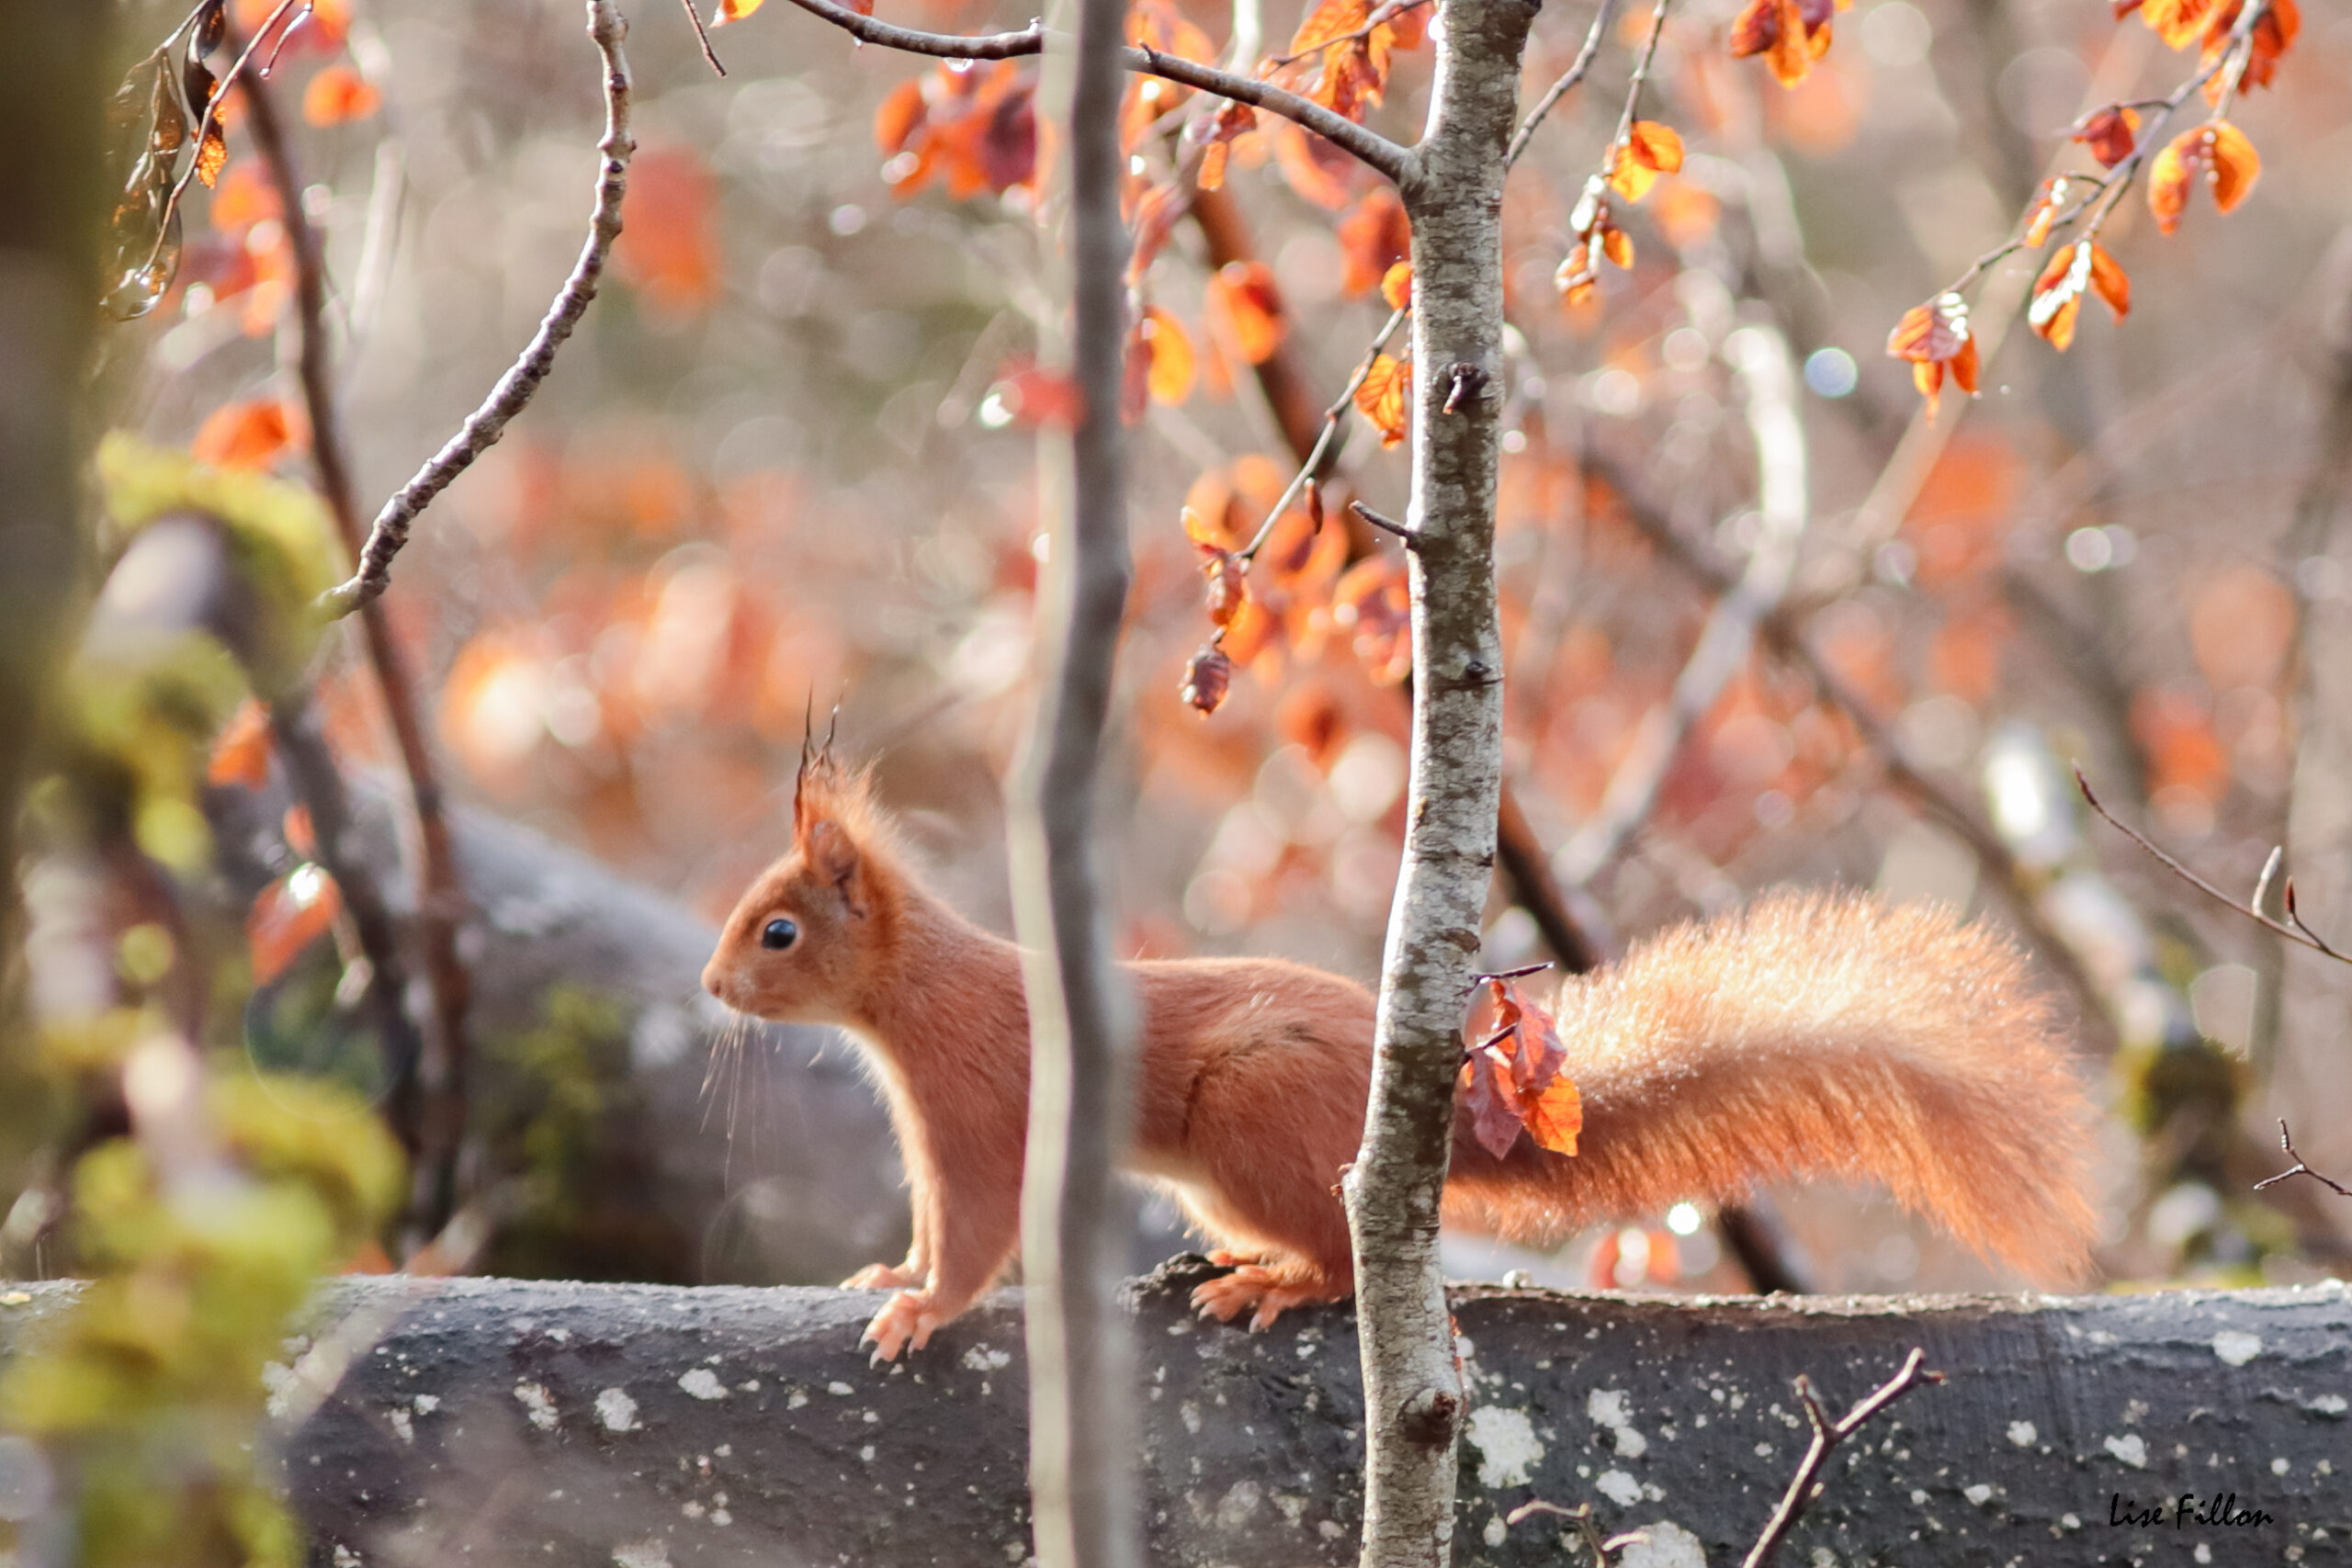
702, 751, 2098, 1360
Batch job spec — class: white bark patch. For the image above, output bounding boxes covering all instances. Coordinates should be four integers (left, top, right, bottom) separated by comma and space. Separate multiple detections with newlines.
1963, 1483, 1994, 1506
1464, 1405, 1544, 1487
595, 1388, 641, 1431
1588, 1388, 1648, 1457
2310, 1394, 2346, 1416
2211, 1330, 2263, 1367
2104, 1434, 2148, 1468
2007, 1421, 2038, 1447
514, 1382, 560, 1432
611, 1541, 670, 1568
676, 1369, 728, 1402
387, 1409, 413, 1444
961, 1345, 1013, 1371
1596, 1469, 1644, 1506
1617, 1518, 1707, 1568
1214, 1480, 1262, 1529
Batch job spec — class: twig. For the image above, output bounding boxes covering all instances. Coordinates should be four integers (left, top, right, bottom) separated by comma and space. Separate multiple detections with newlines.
1238, 307, 1408, 561
1503, 0, 1620, 171
1742, 1348, 1941, 1568
768, 0, 1415, 182
1350, 498, 1416, 544
2254, 1120, 2352, 1198
679, 0, 727, 74
1560, 321, 1806, 886
1607, 0, 1672, 149
2075, 769, 2352, 966
240, 36, 478, 1238
1505, 1500, 1647, 1565
317, 0, 634, 620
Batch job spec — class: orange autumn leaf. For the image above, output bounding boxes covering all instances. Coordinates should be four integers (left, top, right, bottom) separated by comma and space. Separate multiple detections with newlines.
1729, 0, 1837, 87
2019, 175, 2083, 247
1380, 260, 1413, 310
247, 865, 343, 986
1139, 305, 1195, 407
1459, 976, 1581, 1158
713, 0, 768, 22
193, 397, 301, 469
2029, 242, 2128, 353
2138, 0, 2225, 49
875, 79, 927, 152
2070, 105, 2139, 168
301, 62, 380, 126
1887, 292, 1978, 405
1194, 101, 1255, 192
1338, 186, 1411, 298
1605, 120, 1684, 203
2148, 119, 2258, 234
1207, 260, 1287, 365
207, 698, 275, 788
2204, 0, 2298, 98
615, 145, 722, 317
1353, 353, 1409, 448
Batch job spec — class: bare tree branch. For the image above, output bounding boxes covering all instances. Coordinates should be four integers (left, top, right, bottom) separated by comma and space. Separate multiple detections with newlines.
1560, 319, 1808, 886
1742, 1348, 1942, 1568
238, 30, 477, 1241
1502, 0, 1619, 170
767, 0, 1415, 181
1007, 0, 1141, 1559
316, 0, 634, 621
2076, 769, 2352, 966
2255, 1120, 2352, 1198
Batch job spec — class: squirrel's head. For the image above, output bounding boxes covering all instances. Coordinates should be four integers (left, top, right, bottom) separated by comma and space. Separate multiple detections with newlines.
702, 744, 899, 1025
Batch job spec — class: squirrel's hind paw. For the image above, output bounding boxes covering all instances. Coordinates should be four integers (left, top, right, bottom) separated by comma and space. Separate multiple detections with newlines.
860, 1291, 941, 1363
1190, 1264, 1340, 1332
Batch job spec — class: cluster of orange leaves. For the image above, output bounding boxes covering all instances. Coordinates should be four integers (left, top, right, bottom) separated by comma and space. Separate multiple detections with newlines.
1891, 0, 2293, 405
1556, 120, 1683, 308
1459, 971, 1583, 1159
1177, 459, 1411, 715
1261, 0, 1428, 124
874, 61, 1038, 200
1727, 0, 1848, 88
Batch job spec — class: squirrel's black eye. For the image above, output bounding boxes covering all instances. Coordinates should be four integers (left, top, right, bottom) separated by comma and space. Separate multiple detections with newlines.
761, 918, 799, 952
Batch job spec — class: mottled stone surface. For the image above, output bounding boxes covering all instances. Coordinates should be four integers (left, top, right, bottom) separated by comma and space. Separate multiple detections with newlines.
3, 1270, 2346, 1565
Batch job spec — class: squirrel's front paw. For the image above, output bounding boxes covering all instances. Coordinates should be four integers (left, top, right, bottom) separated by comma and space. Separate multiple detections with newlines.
860, 1291, 942, 1363
842, 1261, 924, 1290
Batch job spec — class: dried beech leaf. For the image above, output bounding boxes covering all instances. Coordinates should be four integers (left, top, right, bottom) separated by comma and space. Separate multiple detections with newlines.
1352, 353, 1409, 448
1182, 643, 1233, 714
1208, 260, 1287, 365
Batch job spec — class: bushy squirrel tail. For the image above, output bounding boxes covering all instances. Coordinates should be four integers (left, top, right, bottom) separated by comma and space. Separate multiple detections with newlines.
1444, 892, 2099, 1282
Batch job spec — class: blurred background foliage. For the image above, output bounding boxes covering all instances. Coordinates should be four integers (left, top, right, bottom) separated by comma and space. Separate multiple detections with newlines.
2, 0, 2350, 1553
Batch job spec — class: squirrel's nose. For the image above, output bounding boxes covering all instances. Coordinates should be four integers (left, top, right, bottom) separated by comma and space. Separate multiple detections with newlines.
701, 961, 728, 1002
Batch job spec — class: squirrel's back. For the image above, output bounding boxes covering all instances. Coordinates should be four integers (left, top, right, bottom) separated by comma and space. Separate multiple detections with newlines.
1444, 892, 2098, 1282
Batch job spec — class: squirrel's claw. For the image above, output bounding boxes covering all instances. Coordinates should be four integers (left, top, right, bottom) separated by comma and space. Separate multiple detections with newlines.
1190, 1263, 1333, 1331
860, 1291, 940, 1363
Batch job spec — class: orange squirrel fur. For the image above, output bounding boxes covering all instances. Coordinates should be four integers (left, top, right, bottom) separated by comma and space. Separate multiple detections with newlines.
703, 757, 2098, 1360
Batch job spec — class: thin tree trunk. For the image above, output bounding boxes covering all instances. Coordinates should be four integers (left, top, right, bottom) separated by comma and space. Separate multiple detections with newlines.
1344, 2, 1534, 1562
239, 53, 477, 1241
0, 6, 109, 981
1007, 0, 1140, 1557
